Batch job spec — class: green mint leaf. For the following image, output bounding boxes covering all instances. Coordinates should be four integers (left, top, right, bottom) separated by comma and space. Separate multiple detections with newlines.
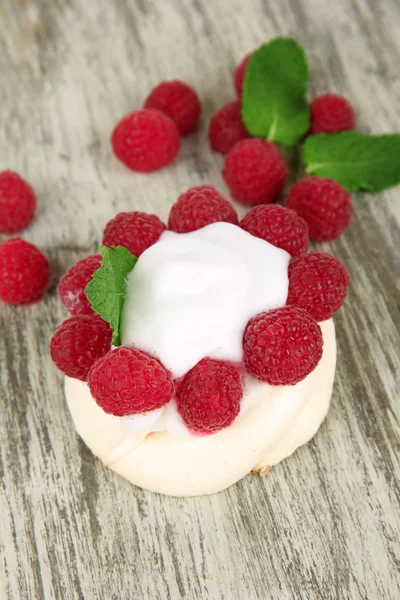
242, 37, 309, 147
84, 245, 137, 346
303, 131, 400, 192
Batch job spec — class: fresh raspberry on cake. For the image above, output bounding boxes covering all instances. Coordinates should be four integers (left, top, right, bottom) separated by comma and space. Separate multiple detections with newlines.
111, 109, 180, 172
287, 252, 349, 322
0, 170, 36, 234
58, 254, 101, 315
234, 53, 252, 98
208, 101, 250, 154
243, 306, 323, 385
88, 347, 174, 416
0, 238, 49, 305
168, 185, 238, 233
50, 315, 112, 381
285, 176, 353, 241
223, 139, 289, 205
308, 93, 355, 135
144, 80, 201, 135
240, 205, 309, 257
103, 211, 166, 256
176, 358, 242, 433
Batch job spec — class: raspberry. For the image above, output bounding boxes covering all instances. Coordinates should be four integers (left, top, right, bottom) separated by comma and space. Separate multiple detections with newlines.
0, 171, 36, 234
309, 93, 355, 135
234, 53, 252, 98
88, 347, 174, 416
223, 139, 289, 206
58, 254, 101, 315
168, 185, 238, 233
111, 109, 180, 172
285, 176, 353, 241
103, 211, 166, 257
0, 238, 49, 305
243, 306, 323, 385
176, 358, 242, 433
144, 80, 201, 135
50, 315, 112, 381
287, 252, 349, 322
208, 101, 251, 154
240, 205, 309, 257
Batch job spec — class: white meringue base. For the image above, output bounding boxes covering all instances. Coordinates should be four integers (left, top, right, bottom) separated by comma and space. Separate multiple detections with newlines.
65, 320, 336, 497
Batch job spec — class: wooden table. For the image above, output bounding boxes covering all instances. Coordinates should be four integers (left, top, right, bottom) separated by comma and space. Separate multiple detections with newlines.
1, 1, 399, 598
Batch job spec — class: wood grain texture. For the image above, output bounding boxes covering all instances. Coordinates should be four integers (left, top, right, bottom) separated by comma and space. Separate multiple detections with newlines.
0, 0, 399, 598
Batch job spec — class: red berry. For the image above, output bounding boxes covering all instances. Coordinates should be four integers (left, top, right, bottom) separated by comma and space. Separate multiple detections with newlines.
0, 238, 49, 305
287, 252, 349, 322
58, 254, 101, 315
234, 53, 252, 98
50, 315, 112, 381
88, 347, 174, 416
240, 205, 309, 257
103, 211, 166, 257
168, 185, 238, 233
243, 306, 323, 385
309, 93, 355, 135
0, 171, 36, 234
223, 139, 289, 206
111, 109, 180, 172
208, 101, 251, 155
144, 80, 201, 135
176, 358, 242, 433
285, 176, 353, 241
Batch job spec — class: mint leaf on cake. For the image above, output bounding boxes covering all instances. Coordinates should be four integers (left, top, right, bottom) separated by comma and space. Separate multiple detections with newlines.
242, 37, 310, 147
303, 131, 400, 192
85, 245, 137, 346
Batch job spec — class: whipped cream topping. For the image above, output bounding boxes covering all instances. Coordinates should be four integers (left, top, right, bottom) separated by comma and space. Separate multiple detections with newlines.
119, 222, 291, 438
121, 222, 290, 379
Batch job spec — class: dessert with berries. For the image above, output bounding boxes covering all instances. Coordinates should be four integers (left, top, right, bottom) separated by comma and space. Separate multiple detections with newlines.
51, 185, 348, 496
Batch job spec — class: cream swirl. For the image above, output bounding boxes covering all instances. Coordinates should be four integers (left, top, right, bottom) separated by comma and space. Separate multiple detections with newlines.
121, 222, 290, 379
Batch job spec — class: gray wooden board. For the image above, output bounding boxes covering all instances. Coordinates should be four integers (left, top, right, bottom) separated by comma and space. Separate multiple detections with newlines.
0, 0, 399, 598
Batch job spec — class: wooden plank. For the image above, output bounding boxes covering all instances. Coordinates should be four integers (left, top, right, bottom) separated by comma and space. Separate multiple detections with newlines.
0, 0, 399, 598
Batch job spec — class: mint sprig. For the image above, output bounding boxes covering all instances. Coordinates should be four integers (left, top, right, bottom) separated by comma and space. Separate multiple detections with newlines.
303, 131, 400, 192
242, 37, 309, 147
85, 245, 137, 346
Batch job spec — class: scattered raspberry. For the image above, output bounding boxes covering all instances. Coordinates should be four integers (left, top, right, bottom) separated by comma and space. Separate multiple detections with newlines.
287, 252, 349, 322
208, 101, 251, 154
240, 205, 309, 257
0, 238, 49, 305
168, 185, 238, 233
88, 347, 174, 416
144, 80, 201, 135
50, 315, 112, 381
234, 53, 252, 98
0, 171, 36, 234
111, 109, 180, 172
176, 358, 242, 433
308, 93, 355, 135
243, 306, 323, 385
103, 211, 166, 257
285, 176, 353, 241
58, 254, 101, 315
223, 139, 289, 205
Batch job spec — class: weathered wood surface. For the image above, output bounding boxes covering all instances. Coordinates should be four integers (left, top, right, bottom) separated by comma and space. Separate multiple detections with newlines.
0, 0, 399, 598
